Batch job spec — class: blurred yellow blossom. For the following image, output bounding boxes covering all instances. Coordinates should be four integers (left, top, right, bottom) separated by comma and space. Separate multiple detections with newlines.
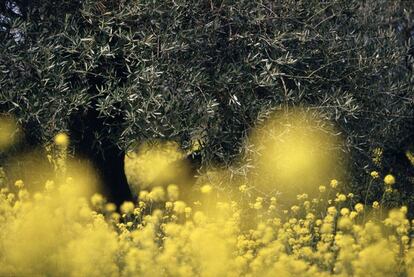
355, 203, 364, 213
335, 194, 346, 203
14, 180, 24, 189
173, 201, 186, 214
384, 174, 396, 186
239, 184, 248, 193
91, 193, 104, 207
1, 139, 414, 277
120, 201, 135, 214
105, 203, 117, 213
291, 205, 300, 213
200, 184, 213, 194
149, 186, 165, 202
167, 184, 179, 201
54, 132, 69, 147
370, 171, 379, 179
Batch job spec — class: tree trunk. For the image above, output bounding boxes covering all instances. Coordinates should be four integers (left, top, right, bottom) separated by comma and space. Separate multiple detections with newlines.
68, 108, 134, 207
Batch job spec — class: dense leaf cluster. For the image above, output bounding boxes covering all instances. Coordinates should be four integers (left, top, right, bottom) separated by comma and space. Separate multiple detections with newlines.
1, 0, 413, 202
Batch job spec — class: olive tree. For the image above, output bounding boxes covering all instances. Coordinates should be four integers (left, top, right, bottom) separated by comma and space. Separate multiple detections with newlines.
1, 0, 413, 206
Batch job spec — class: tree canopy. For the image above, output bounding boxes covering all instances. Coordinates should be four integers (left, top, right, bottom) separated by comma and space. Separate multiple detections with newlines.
1, 0, 413, 204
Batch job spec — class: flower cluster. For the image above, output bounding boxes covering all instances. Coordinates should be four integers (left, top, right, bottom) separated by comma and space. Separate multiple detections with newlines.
0, 171, 413, 276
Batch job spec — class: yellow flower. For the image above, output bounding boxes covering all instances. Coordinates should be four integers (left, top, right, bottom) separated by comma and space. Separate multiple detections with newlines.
335, 194, 346, 203
338, 217, 353, 230
297, 193, 308, 200
91, 193, 104, 207
105, 203, 117, 213
167, 184, 179, 201
372, 201, 380, 209
120, 201, 135, 214
14, 179, 24, 189
200, 184, 213, 194
349, 211, 358, 219
184, 207, 192, 218
173, 201, 186, 214
54, 132, 69, 147
253, 201, 263, 210
355, 203, 364, 213
139, 190, 150, 201
330, 179, 338, 188
340, 208, 350, 216
327, 206, 337, 215
165, 201, 173, 209
319, 185, 326, 193
239, 184, 248, 193
291, 205, 300, 213
384, 174, 395, 186
370, 171, 379, 179
149, 186, 165, 202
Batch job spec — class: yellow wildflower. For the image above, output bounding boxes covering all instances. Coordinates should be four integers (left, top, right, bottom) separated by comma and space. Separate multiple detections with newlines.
239, 184, 248, 193
120, 201, 135, 214
105, 203, 117, 213
167, 184, 179, 201
91, 193, 104, 207
200, 184, 213, 194
330, 179, 338, 188
291, 205, 300, 213
173, 201, 186, 214
14, 179, 24, 189
253, 201, 263, 210
370, 171, 379, 179
54, 132, 69, 147
327, 206, 337, 215
165, 201, 173, 209
338, 217, 353, 230
384, 174, 396, 186
340, 208, 350, 216
354, 203, 364, 213
139, 190, 149, 201
350, 211, 358, 219
184, 207, 192, 218
335, 194, 346, 202
149, 186, 165, 202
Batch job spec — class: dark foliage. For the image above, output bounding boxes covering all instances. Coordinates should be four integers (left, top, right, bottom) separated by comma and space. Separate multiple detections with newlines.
1, 0, 414, 205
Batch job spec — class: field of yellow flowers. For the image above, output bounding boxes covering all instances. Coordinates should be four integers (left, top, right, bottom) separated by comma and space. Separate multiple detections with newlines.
1, 113, 414, 276
1, 168, 413, 276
